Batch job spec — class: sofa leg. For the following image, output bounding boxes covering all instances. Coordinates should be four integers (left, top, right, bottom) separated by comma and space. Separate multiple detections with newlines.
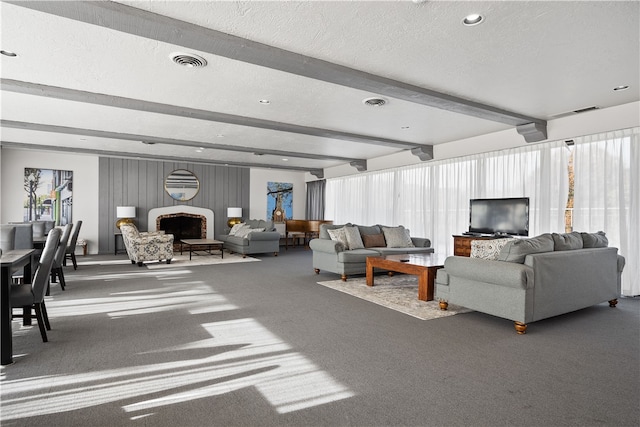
514, 322, 527, 334
242, 254, 247, 258
274, 252, 278, 256
438, 301, 448, 311
608, 299, 618, 307
314, 268, 320, 274
166, 259, 171, 264
137, 262, 143, 267
387, 271, 394, 277
341, 274, 347, 282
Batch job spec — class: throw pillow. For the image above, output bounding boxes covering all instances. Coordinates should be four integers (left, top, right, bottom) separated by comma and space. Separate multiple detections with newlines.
470, 238, 512, 260
552, 232, 583, 251
343, 226, 364, 250
497, 233, 554, 263
235, 226, 260, 238
228, 223, 247, 236
362, 233, 386, 248
327, 227, 349, 249
382, 226, 415, 248
581, 231, 608, 248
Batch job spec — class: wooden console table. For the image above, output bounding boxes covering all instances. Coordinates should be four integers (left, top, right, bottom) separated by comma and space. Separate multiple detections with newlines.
452, 235, 495, 257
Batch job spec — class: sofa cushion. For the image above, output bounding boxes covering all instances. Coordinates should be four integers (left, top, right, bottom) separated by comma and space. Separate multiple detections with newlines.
581, 231, 608, 248
337, 248, 380, 263
552, 232, 583, 251
229, 223, 247, 236
235, 227, 257, 238
356, 225, 382, 236
344, 226, 364, 250
471, 238, 512, 260
362, 233, 386, 248
245, 219, 275, 232
497, 233, 554, 263
327, 227, 349, 249
320, 223, 350, 239
382, 226, 415, 248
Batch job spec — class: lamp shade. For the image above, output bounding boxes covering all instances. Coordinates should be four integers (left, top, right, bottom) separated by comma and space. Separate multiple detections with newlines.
116, 206, 136, 218
227, 207, 242, 218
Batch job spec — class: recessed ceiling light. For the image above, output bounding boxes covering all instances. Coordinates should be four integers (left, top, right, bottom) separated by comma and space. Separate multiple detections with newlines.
259, 99, 270, 104
169, 52, 207, 68
281, 158, 289, 162
462, 14, 484, 26
363, 97, 387, 107
613, 85, 629, 91
216, 134, 225, 138
1, 50, 17, 57
401, 126, 410, 129
141, 141, 156, 145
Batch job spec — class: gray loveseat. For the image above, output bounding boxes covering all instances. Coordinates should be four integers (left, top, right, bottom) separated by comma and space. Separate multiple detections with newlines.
218, 219, 280, 257
435, 231, 625, 334
310, 223, 434, 281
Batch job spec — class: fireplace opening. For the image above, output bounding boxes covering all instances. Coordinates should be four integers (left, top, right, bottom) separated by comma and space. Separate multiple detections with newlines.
159, 216, 203, 241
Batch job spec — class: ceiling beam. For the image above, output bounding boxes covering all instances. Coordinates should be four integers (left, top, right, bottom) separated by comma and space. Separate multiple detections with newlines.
0, 119, 364, 163
1, 79, 422, 151
0, 141, 314, 172
10, 0, 547, 130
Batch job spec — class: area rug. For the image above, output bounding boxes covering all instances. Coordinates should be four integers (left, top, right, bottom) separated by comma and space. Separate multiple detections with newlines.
145, 251, 260, 269
317, 275, 472, 320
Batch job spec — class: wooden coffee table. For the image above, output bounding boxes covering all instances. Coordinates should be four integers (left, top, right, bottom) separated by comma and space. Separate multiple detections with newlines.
366, 253, 448, 301
180, 239, 224, 260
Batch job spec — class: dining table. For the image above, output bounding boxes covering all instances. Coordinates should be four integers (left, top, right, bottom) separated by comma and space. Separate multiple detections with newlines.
1, 249, 35, 365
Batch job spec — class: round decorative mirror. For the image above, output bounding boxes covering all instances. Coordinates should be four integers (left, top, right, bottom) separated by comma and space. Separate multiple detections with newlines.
165, 169, 200, 201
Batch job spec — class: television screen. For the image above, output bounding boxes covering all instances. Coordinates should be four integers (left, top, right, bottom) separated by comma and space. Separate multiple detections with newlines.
469, 197, 529, 236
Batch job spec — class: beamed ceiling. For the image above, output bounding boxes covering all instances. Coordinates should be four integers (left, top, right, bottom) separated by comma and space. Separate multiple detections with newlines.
1, 1, 638, 176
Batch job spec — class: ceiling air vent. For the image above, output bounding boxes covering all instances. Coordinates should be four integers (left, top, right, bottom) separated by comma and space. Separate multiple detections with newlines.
573, 106, 599, 114
170, 52, 207, 68
363, 97, 387, 107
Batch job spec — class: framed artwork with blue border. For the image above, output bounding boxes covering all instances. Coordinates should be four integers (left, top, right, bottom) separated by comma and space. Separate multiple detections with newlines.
267, 182, 293, 223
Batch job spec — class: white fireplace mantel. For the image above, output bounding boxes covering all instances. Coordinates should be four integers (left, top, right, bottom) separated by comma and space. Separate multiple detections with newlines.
148, 206, 214, 239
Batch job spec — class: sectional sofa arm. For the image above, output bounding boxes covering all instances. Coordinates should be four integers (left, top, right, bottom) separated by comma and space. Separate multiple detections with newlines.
411, 237, 431, 248
309, 238, 344, 254
443, 256, 533, 289
247, 231, 281, 241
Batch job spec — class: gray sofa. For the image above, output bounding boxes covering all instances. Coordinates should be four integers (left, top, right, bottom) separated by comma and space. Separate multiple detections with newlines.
218, 219, 280, 257
310, 223, 434, 281
435, 231, 625, 334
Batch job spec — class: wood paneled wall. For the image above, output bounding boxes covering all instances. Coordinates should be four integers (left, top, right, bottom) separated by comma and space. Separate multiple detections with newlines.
98, 158, 249, 254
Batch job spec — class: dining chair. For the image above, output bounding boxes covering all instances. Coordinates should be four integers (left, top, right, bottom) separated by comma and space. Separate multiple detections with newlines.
31, 221, 46, 239
50, 224, 72, 292
1, 225, 16, 252
11, 228, 60, 343
63, 220, 82, 270
13, 224, 34, 250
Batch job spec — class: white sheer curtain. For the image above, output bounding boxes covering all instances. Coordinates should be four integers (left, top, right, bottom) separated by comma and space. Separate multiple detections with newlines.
325, 140, 569, 255
572, 127, 639, 296
325, 170, 395, 226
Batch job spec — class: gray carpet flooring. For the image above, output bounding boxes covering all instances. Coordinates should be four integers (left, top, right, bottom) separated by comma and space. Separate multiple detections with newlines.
1, 249, 639, 427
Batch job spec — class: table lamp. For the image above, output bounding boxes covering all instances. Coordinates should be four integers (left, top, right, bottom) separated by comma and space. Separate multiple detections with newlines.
116, 206, 136, 229
227, 207, 242, 228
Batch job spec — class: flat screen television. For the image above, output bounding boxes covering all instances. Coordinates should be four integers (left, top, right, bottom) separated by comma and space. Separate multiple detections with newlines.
469, 197, 530, 236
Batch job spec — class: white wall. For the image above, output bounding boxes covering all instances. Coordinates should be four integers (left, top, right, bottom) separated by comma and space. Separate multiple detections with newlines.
249, 168, 307, 221
0, 147, 100, 254
314, 101, 640, 180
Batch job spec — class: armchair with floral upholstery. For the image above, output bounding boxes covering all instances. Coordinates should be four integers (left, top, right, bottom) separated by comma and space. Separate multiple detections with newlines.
119, 223, 174, 266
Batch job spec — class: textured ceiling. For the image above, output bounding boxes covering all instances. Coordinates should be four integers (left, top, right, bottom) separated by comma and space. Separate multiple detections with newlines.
1, 1, 638, 174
